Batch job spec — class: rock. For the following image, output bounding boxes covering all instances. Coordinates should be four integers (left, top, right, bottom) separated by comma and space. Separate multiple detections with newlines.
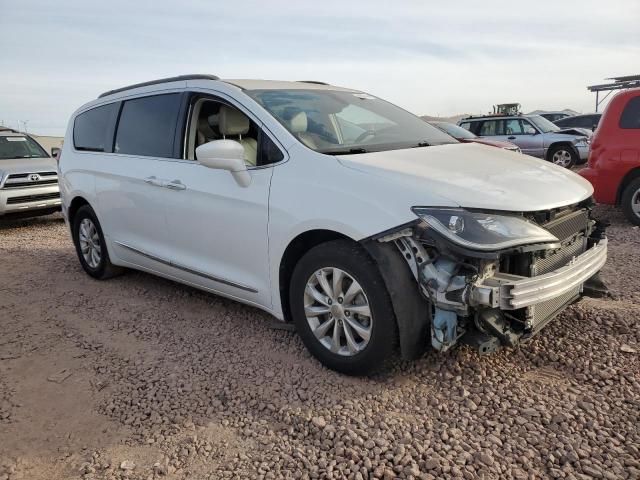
424, 458, 440, 470
120, 460, 135, 470
47, 369, 73, 384
581, 465, 603, 478
311, 416, 327, 429
474, 452, 494, 467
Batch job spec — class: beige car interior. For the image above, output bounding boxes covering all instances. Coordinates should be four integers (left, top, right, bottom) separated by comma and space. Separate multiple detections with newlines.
187, 99, 257, 166
281, 109, 317, 150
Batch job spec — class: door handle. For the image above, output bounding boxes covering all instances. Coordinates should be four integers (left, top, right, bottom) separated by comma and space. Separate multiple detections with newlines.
165, 180, 186, 191
507, 136, 516, 140
144, 176, 163, 187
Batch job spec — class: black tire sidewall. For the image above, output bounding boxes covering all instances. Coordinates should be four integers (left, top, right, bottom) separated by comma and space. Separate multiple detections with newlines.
621, 178, 640, 226
72, 205, 110, 278
289, 240, 397, 375
548, 144, 577, 168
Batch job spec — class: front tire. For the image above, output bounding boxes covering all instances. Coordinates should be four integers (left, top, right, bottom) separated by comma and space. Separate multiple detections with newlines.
289, 240, 398, 375
547, 144, 577, 168
72, 205, 123, 279
621, 178, 640, 226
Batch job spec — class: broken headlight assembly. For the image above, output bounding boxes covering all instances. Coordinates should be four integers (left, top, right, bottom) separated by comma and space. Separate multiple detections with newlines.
411, 207, 559, 251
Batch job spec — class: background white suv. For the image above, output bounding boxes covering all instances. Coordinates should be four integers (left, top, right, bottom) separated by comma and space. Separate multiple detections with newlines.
0, 131, 60, 217
59, 75, 606, 374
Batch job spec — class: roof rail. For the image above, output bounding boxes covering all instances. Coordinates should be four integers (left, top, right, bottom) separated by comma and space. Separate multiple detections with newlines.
296, 80, 330, 85
98, 74, 220, 98
461, 112, 524, 121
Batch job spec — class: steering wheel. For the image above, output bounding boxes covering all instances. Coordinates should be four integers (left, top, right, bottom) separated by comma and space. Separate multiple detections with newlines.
354, 130, 377, 143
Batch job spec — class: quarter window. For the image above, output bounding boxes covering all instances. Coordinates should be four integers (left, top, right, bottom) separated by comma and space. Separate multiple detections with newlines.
115, 94, 182, 157
619, 96, 640, 129
73, 103, 118, 152
258, 132, 284, 165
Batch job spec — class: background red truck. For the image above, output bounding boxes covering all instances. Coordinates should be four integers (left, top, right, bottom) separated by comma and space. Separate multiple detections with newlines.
580, 87, 640, 225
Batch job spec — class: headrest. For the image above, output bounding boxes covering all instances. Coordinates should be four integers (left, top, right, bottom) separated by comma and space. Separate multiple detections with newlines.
285, 110, 308, 134
198, 115, 216, 138
219, 106, 250, 136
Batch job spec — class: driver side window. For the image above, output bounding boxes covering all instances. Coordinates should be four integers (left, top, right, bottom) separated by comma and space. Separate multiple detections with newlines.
521, 120, 537, 135
185, 96, 283, 167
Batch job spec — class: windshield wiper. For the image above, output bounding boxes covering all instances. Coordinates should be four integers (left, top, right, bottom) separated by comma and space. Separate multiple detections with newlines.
323, 147, 368, 155
412, 141, 431, 148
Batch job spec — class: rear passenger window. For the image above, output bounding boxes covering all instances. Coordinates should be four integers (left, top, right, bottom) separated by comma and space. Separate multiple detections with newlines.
73, 103, 118, 152
620, 96, 640, 129
115, 94, 182, 157
479, 120, 504, 136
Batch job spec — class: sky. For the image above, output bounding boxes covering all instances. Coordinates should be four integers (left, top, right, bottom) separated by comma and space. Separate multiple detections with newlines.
1, 0, 638, 136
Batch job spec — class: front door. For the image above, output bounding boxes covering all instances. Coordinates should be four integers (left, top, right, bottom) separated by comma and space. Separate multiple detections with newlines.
512, 119, 545, 157
161, 94, 284, 309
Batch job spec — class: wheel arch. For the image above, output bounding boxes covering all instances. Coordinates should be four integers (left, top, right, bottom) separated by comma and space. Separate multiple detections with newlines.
279, 229, 355, 323
68, 195, 90, 227
616, 167, 640, 205
546, 141, 577, 161
279, 228, 431, 361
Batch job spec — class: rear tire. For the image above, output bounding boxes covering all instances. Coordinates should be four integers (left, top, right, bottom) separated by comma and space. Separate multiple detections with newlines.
547, 144, 577, 169
621, 178, 640, 226
289, 240, 398, 375
72, 205, 124, 279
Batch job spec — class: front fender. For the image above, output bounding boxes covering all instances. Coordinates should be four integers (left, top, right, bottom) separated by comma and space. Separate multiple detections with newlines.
363, 240, 431, 360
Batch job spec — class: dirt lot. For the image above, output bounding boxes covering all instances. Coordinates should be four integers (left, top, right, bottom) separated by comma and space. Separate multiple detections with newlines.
0, 206, 638, 480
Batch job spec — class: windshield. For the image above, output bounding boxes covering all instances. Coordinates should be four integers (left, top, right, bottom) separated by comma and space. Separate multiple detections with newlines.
247, 89, 457, 154
529, 115, 560, 133
0, 135, 49, 159
432, 122, 477, 139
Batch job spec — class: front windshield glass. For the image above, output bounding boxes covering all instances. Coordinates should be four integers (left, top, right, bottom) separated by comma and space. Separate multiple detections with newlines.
433, 122, 477, 139
247, 89, 457, 154
529, 115, 560, 133
0, 135, 49, 159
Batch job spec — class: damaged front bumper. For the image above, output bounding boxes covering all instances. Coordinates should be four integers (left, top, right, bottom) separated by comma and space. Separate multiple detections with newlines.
473, 238, 607, 310
372, 202, 607, 355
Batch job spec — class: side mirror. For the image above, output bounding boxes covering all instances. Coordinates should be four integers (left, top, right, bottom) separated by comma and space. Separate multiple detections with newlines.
195, 140, 251, 187
51, 147, 61, 158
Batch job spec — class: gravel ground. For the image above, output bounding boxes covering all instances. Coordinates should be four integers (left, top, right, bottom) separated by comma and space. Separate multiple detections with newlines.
0, 206, 638, 480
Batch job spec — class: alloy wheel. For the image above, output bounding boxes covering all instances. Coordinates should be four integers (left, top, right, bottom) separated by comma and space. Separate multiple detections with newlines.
551, 149, 573, 167
304, 267, 372, 356
78, 218, 102, 268
632, 187, 640, 218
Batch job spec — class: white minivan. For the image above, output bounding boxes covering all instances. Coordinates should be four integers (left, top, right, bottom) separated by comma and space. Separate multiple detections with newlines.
59, 75, 607, 375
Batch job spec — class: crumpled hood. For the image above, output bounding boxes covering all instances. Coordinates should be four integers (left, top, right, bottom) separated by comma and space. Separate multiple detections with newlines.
337, 143, 593, 212
555, 127, 592, 138
0, 157, 56, 174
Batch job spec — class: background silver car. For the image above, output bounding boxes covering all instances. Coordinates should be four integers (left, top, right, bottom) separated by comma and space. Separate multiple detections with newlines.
458, 114, 590, 168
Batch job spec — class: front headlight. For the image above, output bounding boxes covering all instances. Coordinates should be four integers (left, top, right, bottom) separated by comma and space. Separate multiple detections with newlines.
411, 207, 559, 251
574, 138, 589, 147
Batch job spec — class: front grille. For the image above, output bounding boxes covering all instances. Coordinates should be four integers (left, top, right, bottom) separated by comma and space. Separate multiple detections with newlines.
6, 192, 60, 205
2, 171, 58, 189
531, 236, 586, 275
504, 207, 592, 330
540, 209, 589, 241
3, 179, 58, 188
